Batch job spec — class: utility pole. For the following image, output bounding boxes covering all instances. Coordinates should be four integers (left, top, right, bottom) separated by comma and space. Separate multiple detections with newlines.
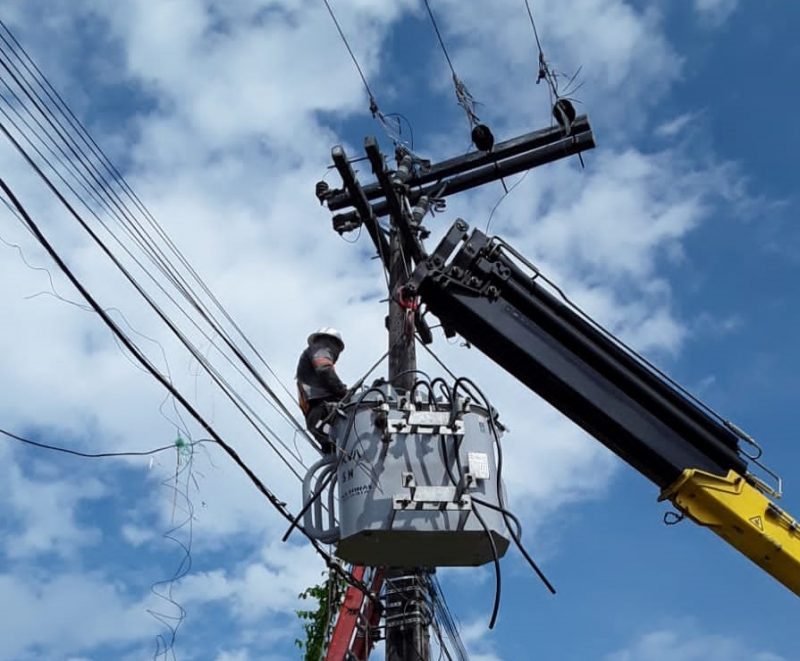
383, 167, 430, 661
323, 115, 595, 660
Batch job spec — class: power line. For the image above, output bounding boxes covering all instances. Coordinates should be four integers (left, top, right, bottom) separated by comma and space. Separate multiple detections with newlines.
422, 0, 482, 133
0, 119, 309, 481
319, 0, 419, 153
523, 0, 545, 54
0, 177, 378, 602
521, 0, 582, 133
422, 0, 457, 79
0, 69, 310, 477
320, 0, 376, 107
0, 426, 203, 458
0, 19, 313, 451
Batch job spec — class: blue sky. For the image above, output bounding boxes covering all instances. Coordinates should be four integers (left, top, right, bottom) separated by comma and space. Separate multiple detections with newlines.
0, 1, 797, 660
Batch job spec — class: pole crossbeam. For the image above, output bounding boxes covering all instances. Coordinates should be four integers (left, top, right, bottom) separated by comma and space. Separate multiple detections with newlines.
327, 116, 593, 214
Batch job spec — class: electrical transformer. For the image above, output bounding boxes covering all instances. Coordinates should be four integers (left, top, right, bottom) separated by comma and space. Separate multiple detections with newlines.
302, 384, 510, 567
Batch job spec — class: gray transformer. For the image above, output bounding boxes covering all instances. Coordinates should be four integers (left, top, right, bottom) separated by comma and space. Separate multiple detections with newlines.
302, 386, 510, 568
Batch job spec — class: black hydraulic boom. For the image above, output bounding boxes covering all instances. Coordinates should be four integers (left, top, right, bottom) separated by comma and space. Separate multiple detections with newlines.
406, 221, 747, 488
404, 220, 800, 598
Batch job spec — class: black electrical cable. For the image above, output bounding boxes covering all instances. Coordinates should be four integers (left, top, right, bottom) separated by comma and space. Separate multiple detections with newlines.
0, 426, 205, 458
422, 0, 457, 78
471, 505, 501, 629
451, 376, 556, 594
429, 377, 453, 404
411, 379, 435, 405
320, 0, 376, 105
0, 120, 308, 481
0, 179, 378, 604
148, 446, 196, 660
471, 496, 556, 594
436, 371, 557, 598
389, 368, 432, 388
0, 24, 313, 446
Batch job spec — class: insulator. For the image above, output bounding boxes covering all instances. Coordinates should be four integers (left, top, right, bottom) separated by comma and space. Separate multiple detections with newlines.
471, 123, 494, 152
553, 98, 576, 132
315, 180, 331, 205
392, 154, 414, 186
411, 196, 429, 224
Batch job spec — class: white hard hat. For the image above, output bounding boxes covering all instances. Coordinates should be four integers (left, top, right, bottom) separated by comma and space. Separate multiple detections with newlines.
308, 327, 344, 351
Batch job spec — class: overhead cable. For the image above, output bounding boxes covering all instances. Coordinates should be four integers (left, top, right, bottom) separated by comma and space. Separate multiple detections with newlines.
149, 443, 198, 660
0, 178, 378, 603
0, 426, 205, 458
522, 0, 581, 132
0, 119, 308, 481
0, 19, 313, 453
319, 0, 417, 152
422, 0, 495, 152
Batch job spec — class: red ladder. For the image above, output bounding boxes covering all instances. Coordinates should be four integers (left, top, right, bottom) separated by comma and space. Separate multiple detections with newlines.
325, 566, 384, 661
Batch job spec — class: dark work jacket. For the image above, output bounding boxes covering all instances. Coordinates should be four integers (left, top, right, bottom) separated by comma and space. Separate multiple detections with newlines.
296, 338, 347, 410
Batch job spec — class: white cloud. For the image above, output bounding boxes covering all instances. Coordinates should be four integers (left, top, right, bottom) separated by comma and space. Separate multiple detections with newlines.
215, 650, 251, 661
606, 626, 785, 661
460, 618, 504, 661
655, 111, 702, 139
0, 447, 105, 560
0, 572, 151, 661
176, 541, 324, 621
694, 0, 739, 26
121, 522, 156, 546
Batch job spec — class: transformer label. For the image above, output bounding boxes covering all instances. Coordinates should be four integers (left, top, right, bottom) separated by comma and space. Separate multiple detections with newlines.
340, 482, 374, 501
468, 452, 490, 479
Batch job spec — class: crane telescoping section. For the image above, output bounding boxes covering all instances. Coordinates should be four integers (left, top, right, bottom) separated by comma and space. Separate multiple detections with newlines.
405, 220, 747, 489
404, 219, 800, 597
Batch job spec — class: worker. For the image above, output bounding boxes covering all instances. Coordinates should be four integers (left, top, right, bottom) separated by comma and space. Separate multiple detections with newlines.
296, 327, 348, 454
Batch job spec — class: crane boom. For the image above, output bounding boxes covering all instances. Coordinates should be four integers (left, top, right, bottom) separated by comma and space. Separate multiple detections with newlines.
405, 220, 800, 596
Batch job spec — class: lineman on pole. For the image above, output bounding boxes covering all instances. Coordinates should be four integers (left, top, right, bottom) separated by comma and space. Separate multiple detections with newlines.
296, 327, 348, 454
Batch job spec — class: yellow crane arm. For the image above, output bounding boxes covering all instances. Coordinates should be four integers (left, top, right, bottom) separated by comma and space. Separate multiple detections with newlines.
661, 469, 800, 596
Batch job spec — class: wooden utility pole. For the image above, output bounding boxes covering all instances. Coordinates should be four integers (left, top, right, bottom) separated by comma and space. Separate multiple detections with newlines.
384, 202, 430, 661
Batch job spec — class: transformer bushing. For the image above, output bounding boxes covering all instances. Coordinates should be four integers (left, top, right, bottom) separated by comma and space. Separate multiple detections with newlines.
302, 385, 510, 567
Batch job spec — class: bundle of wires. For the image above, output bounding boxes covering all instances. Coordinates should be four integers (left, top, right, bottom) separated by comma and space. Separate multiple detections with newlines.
401, 369, 556, 630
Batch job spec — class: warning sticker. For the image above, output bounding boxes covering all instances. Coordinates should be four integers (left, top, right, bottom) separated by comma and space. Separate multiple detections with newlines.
749, 515, 764, 531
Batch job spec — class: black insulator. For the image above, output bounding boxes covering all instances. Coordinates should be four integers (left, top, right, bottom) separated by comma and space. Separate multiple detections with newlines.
315, 180, 330, 205
552, 98, 576, 131
471, 123, 494, 152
